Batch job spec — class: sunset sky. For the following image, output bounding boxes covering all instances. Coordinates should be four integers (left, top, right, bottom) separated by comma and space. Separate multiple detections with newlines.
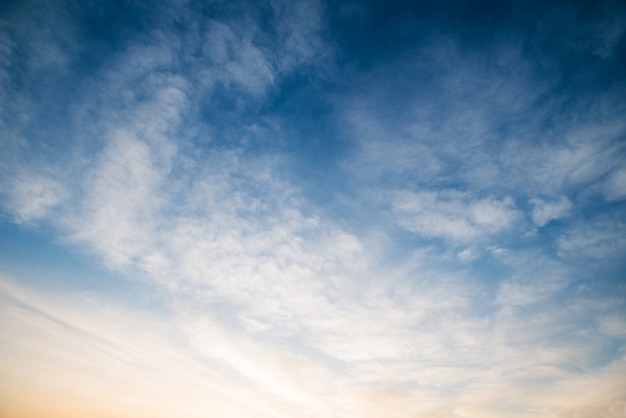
1, 0, 626, 417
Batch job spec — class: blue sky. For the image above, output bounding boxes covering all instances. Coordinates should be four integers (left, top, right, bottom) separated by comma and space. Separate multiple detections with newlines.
1, 0, 626, 417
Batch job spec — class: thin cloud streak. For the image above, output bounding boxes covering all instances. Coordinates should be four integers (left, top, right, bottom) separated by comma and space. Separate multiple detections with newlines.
2, 273, 625, 418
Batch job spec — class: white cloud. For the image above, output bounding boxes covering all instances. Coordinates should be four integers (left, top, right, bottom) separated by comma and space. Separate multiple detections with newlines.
340, 100, 443, 185
271, 0, 329, 71
337, 36, 626, 246
69, 135, 168, 267
3, 174, 66, 223
496, 277, 566, 307
2, 230, 625, 418
391, 190, 518, 243
457, 247, 479, 262
557, 217, 626, 260
470, 196, 517, 232
63, 78, 183, 268
202, 21, 275, 95
0, 275, 336, 418
493, 250, 571, 309
603, 167, 626, 202
0, 20, 12, 88
530, 196, 572, 227
598, 314, 626, 339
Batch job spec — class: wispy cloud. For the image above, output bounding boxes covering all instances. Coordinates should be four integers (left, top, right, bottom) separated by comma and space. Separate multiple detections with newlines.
3, 268, 625, 417
530, 196, 572, 227
391, 190, 518, 243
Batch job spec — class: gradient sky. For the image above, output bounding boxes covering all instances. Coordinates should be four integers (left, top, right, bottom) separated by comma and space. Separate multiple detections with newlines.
1, 0, 626, 417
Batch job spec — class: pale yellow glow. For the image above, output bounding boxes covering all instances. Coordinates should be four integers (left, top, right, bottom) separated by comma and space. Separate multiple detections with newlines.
0, 276, 335, 418
1, 275, 625, 418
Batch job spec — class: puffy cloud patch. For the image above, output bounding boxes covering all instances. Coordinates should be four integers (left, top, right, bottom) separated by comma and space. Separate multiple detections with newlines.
530, 196, 572, 227
2, 174, 66, 223
391, 190, 518, 244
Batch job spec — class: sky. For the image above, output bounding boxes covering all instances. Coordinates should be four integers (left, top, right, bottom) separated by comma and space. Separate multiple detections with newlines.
1, 0, 626, 417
